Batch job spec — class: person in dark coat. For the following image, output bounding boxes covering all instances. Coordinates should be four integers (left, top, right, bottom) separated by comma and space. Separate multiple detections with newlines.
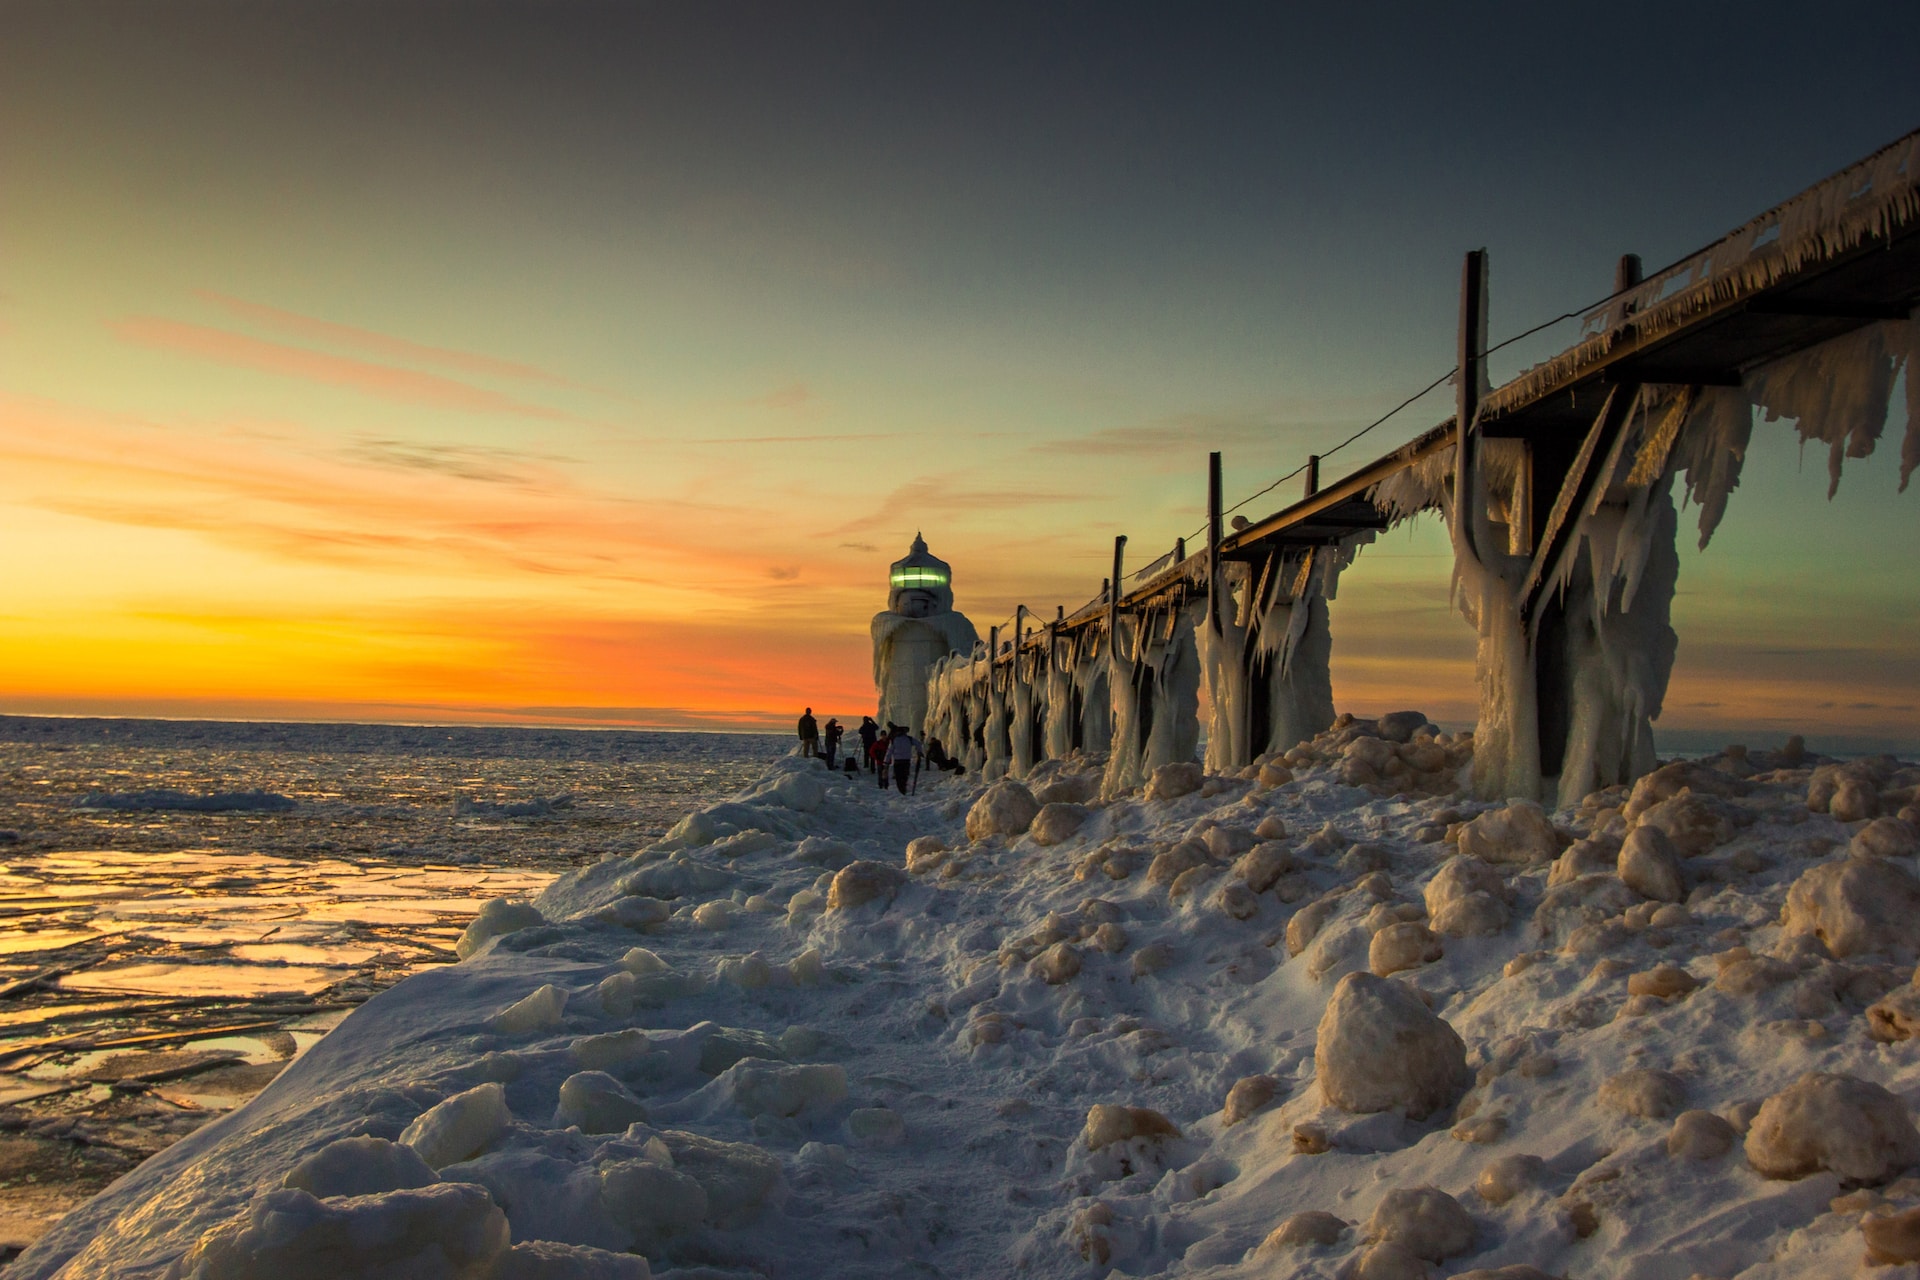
797, 707, 819, 757
856, 717, 880, 772
923, 736, 965, 775
822, 718, 844, 769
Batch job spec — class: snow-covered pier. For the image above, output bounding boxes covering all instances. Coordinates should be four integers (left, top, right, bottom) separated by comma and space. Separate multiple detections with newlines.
926, 128, 1920, 806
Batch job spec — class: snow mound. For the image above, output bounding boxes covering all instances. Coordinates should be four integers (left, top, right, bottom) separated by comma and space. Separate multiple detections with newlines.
168, 1182, 508, 1280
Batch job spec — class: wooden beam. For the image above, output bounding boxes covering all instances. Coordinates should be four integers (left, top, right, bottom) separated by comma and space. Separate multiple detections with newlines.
1457, 248, 1489, 563
1222, 423, 1452, 553
1519, 383, 1640, 625
1745, 297, 1913, 321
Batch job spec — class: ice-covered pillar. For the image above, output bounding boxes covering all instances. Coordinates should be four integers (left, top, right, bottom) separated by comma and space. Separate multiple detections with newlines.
1044, 620, 1076, 759
1252, 548, 1339, 754
1009, 607, 1038, 776
1146, 603, 1203, 773
1074, 637, 1112, 754
1446, 250, 1546, 801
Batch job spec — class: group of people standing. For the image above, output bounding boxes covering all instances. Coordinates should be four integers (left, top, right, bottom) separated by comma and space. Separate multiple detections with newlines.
795, 707, 964, 795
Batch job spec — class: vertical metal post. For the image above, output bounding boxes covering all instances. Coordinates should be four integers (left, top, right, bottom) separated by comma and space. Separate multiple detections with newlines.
1612, 253, 1643, 328
987, 625, 999, 691
1207, 452, 1223, 635
1455, 248, 1488, 560
1174, 536, 1186, 564
1304, 454, 1320, 499
1014, 605, 1027, 688
1108, 536, 1126, 657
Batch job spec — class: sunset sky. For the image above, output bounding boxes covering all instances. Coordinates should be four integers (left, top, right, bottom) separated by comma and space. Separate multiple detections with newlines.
3, 3, 1918, 750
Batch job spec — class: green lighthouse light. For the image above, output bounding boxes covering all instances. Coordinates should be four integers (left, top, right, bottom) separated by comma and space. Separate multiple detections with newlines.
890, 566, 949, 589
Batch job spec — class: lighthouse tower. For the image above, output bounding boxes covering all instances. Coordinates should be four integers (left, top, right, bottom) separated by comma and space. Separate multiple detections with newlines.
870, 534, 978, 735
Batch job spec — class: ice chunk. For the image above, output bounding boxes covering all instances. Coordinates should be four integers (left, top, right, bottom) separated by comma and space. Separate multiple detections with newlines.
715, 951, 775, 988
826, 861, 906, 911
596, 972, 637, 1017
553, 1071, 649, 1134
281, 1136, 438, 1200
721, 1059, 848, 1118
619, 947, 667, 976
1456, 801, 1558, 865
769, 770, 824, 812
792, 836, 856, 869
1782, 857, 1920, 958
1424, 856, 1509, 936
572, 1029, 651, 1072
590, 896, 670, 930
657, 1129, 784, 1227
400, 1081, 512, 1169
1315, 973, 1469, 1120
1362, 1186, 1475, 1261
1745, 1072, 1920, 1184
490, 984, 568, 1035
457, 898, 546, 960
965, 782, 1040, 840
691, 899, 738, 931
1144, 761, 1203, 802
489, 1240, 651, 1280
170, 1183, 508, 1280
597, 1160, 707, 1248
1028, 803, 1090, 846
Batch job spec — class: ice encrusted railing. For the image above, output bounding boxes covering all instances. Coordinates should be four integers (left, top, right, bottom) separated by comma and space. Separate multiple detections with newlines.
1488, 131, 1920, 420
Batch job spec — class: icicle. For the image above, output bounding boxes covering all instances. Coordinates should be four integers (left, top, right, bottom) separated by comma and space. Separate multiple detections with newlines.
1747, 323, 1898, 498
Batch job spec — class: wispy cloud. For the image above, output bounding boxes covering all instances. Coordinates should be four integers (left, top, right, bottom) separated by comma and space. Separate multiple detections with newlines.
747, 381, 814, 411
193, 290, 568, 386
824, 476, 1087, 536
111, 317, 579, 422
340, 438, 573, 486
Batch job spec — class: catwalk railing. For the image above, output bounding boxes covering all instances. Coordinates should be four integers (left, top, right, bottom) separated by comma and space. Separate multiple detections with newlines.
921, 128, 1920, 806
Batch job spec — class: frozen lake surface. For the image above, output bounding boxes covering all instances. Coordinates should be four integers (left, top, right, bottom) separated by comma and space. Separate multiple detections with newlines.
0, 716, 781, 1259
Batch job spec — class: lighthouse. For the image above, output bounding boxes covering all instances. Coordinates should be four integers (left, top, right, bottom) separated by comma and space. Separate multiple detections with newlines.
870, 534, 978, 736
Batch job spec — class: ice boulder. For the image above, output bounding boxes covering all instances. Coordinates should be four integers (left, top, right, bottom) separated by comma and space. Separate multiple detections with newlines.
1223, 1074, 1281, 1126
1598, 1068, 1686, 1119
1362, 1186, 1475, 1261
1223, 844, 1286, 896
1634, 790, 1740, 856
1369, 923, 1443, 976
1424, 857, 1509, 936
1028, 802, 1090, 846
1376, 710, 1432, 744
1617, 825, 1686, 903
904, 835, 948, 874
722, 1059, 848, 1118
620, 947, 668, 976
1853, 817, 1920, 859
966, 781, 1040, 840
597, 1160, 707, 1248
1456, 800, 1558, 865
1781, 856, 1920, 958
282, 1136, 438, 1200
769, 770, 825, 812
1084, 1103, 1180, 1149
1745, 1072, 1920, 1184
1864, 1207, 1920, 1265
657, 1129, 784, 1227
595, 971, 638, 1017
1261, 1211, 1348, 1249
171, 1183, 509, 1280
572, 1028, 652, 1072
792, 835, 856, 869
826, 860, 907, 911
490, 1240, 651, 1280
489, 984, 568, 1035
400, 1082, 512, 1169
457, 898, 546, 960
1145, 761, 1204, 802
590, 896, 670, 930
1315, 973, 1469, 1120
553, 1071, 649, 1133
